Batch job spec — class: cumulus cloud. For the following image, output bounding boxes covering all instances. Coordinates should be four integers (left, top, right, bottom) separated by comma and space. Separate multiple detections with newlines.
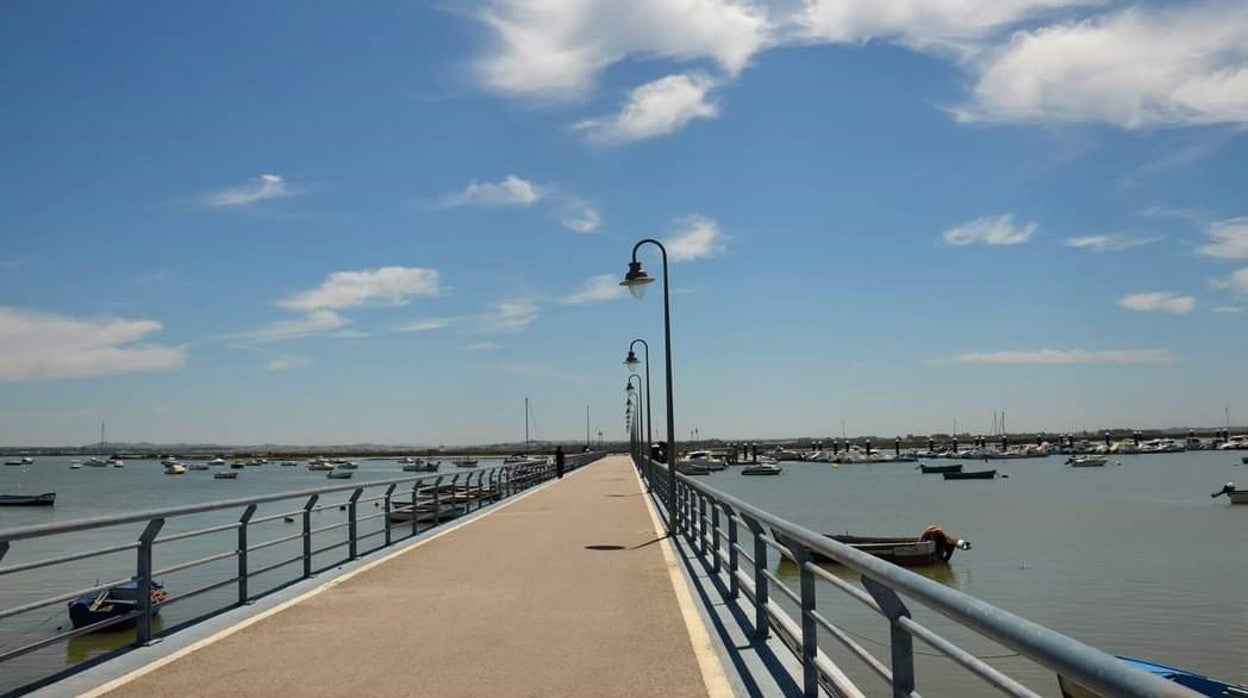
266, 355, 312, 371
478, 297, 540, 333
0, 306, 186, 381
941, 214, 1037, 246
575, 74, 720, 144
1117, 292, 1196, 314
205, 174, 296, 207
793, 0, 1096, 47
563, 274, 626, 304
279, 267, 442, 312
1197, 218, 1248, 260
1064, 235, 1161, 252
949, 348, 1177, 365
958, 3, 1248, 127
439, 175, 546, 208
667, 215, 726, 261
1212, 267, 1248, 295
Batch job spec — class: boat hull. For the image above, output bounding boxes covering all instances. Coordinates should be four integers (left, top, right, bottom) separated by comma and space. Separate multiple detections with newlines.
68, 581, 165, 630
919, 464, 963, 474
943, 469, 996, 480
0, 492, 55, 506
1058, 655, 1247, 698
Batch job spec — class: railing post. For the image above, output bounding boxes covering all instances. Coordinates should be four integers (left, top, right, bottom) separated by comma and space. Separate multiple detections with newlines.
302, 495, 318, 578
862, 576, 916, 698
780, 536, 819, 698
237, 504, 257, 605
723, 503, 739, 599
383, 484, 396, 546
135, 518, 165, 646
347, 488, 363, 560
711, 502, 721, 574
411, 481, 422, 536
744, 516, 769, 640
698, 492, 708, 556
433, 475, 443, 526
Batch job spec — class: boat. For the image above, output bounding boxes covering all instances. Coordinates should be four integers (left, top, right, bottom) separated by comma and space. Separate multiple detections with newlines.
1057, 655, 1248, 697
741, 463, 782, 476
503, 454, 531, 464
327, 470, 353, 479
163, 463, 186, 475
1241, 455, 1248, 465
188, 463, 210, 471
69, 460, 83, 470
3, 460, 25, 466
111, 459, 125, 468
68, 579, 167, 630
206, 457, 227, 466
335, 461, 358, 470
230, 460, 247, 469
0, 492, 56, 506
679, 450, 726, 471
1217, 435, 1248, 450
280, 461, 298, 467
85, 457, 109, 468
307, 462, 334, 472
453, 459, 479, 468
1211, 483, 1248, 504
1067, 455, 1107, 467
213, 470, 238, 479
943, 469, 997, 480
776, 526, 970, 566
919, 463, 963, 474
403, 461, 439, 472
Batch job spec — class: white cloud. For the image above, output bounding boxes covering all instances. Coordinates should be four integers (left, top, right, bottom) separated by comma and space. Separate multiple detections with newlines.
1117, 292, 1196, 314
667, 214, 726, 261
230, 310, 355, 344
473, 0, 769, 101
439, 175, 545, 208
0, 306, 186, 381
279, 267, 442, 312
205, 174, 296, 207
393, 318, 456, 333
950, 348, 1177, 365
266, 355, 312, 371
1197, 218, 1248, 260
478, 297, 540, 333
559, 198, 602, 233
793, 0, 1096, 47
941, 214, 1037, 246
1212, 267, 1248, 295
958, 3, 1248, 127
1064, 234, 1160, 252
1211, 306, 1243, 313
466, 341, 503, 351
575, 74, 720, 144
563, 274, 626, 304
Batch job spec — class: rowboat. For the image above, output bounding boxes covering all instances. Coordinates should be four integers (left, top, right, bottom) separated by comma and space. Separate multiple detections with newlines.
68, 579, 166, 630
403, 461, 439, 472
944, 469, 996, 480
453, 459, 479, 468
1211, 483, 1248, 504
775, 526, 970, 566
1057, 655, 1247, 697
919, 463, 962, 474
741, 463, 782, 476
213, 471, 238, 479
327, 470, 353, 479
0, 492, 55, 506
1067, 455, 1107, 467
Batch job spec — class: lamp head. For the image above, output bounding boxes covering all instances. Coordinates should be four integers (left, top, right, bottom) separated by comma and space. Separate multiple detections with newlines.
620, 261, 654, 299
624, 350, 640, 372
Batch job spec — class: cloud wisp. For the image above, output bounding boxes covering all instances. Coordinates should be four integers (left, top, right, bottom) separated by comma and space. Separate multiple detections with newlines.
1197, 218, 1248, 260
438, 175, 546, 208
562, 274, 626, 304
1211, 267, 1248, 295
279, 267, 442, 312
575, 74, 720, 145
266, 355, 312, 371
667, 215, 726, 261
941, 215, 1037, 246
0, 306, 186, 381
205, 174, 297, 207
949, 348, 1178, 365
393, 318, 457, 333
1065, 235, 1161, 252
229, 310, 358, 344
478, 297, 540, 333
1117, 292, 1196, 314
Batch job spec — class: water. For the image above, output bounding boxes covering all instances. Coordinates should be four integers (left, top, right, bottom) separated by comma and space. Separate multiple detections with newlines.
700, 450, 1248, 696
0, 456, 505, 693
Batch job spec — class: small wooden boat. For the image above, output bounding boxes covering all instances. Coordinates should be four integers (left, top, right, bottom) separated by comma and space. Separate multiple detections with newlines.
230, 460, 246, 469
281, 461, 299, 467
1211, 483, 1248, 504
453, 459, 479, 468
0, 492, 55, 506
944, 469, 996, 480
1057, 655, 1248, 697
68, 579, 166, 630
1241, 455, 1247, 465
919, 463, 963, 474
776, 526, 970, 566
1067, 455, 1107, 467
213, 471, 239, 479
403, 461, 439, 472
336, 461, 358, 470
307, 462, 334, 471
741, 463, 782, 476
327, 470, 353, 479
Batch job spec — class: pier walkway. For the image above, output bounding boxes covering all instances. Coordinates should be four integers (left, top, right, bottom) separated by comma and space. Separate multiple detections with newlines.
81, 456, 724, 697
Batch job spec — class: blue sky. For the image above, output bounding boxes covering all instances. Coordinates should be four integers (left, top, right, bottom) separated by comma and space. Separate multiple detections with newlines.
2, 1, 1246, 446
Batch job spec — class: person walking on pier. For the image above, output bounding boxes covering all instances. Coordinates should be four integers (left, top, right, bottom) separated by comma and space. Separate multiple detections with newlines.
555, 445, 565, 479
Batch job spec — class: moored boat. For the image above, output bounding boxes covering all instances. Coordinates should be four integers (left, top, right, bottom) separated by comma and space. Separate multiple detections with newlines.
402, 461, 439, 472
281, 460, 298, 466
163, 463, 186, 475
919, 463, 963, 474
335, 461, 358, 470
1067, 455, 1107, 467
741, 463, 782, 475
327, 470, 353, 479
213, 470, 239, 479
0, 492, 55, 506
1211, 482, 1248, 504
1057, 655, 1247, 698
776, 526, 970, 566
188, 463, 210, 471
307, 462, 334, 471
206, 457, 227, 466
453, 459, 479, 468
944, 469, 997, 480
68, 579, 166, 630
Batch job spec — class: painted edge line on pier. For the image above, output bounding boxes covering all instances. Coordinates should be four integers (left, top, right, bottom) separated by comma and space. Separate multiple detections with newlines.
631, 466, 735, 698
76, 464, 592, 698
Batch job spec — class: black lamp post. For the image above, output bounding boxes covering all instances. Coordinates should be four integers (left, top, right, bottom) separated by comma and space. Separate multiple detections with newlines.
626, 374, 649, 489
625, 340, 654, 469
621, 239, 676, 535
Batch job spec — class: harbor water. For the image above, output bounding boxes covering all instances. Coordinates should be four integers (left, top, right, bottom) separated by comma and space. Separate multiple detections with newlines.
1, 451, 1245, 695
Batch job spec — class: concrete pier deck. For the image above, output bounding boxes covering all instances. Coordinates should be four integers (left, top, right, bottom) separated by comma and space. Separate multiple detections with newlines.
88, 456, 724, 697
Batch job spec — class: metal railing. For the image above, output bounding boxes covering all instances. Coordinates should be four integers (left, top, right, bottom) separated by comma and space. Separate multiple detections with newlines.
0, 453, 603, 686
630, 452, 1199, 698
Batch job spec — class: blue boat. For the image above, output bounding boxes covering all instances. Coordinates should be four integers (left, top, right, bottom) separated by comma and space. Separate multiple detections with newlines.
1058, 656, 1247, 697
67, 579, 167, 630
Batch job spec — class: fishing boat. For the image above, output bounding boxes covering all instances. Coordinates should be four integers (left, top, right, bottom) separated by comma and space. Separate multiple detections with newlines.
453, 459, 479, 468
1067, 455, 1108, 467
1057, 655, 1248, 697
0, 492, 56, 506
213, 470, 239, 479
68, 579, 167, 630
943, 469, 997, 480
741, 463, 782, 476
403, 461, 439, 472
327, 470, 353, 479
776, 526, 970, 566
1211, 483, 1248, 504
918, 463, 963, 474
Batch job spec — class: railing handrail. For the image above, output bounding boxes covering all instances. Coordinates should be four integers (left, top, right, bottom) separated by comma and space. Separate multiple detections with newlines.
637, 455, 1200, 698
0, 461, 552, 543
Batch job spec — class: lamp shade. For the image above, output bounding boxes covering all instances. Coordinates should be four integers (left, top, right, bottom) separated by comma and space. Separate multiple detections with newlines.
620, 261, 654, 299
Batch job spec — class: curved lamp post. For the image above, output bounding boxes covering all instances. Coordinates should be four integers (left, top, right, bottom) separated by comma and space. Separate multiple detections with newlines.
626, 373, 650, 489
624, 339, 654, 473
621, 239, 676, 535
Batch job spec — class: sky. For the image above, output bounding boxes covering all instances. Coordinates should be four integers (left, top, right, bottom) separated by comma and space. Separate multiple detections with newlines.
2, 1, 1247, 447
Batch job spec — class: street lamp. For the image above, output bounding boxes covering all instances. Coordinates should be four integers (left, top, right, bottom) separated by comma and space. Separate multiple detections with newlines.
624, 339, 654, 476
627, 373, 650, 488
621, 239, 676, 535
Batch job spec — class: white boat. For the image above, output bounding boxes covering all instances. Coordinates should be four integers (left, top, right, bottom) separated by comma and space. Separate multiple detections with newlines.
307, 462, 335, 472
110, 458, 125, 468
206, 457, 227, 466
741, 463, 782, 476
163, 463, 186, 475
69, 460, 83, 470
1138, 438, 1185, 454
1218, 435, 1248, 450
680, 450, 725, 471
1067, 455, 1108, 467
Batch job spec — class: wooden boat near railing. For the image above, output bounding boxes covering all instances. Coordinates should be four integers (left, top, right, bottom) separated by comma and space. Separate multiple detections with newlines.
918, 463, 962, 474
1057, 655, 1248, 698
0, 492, 55, 506
774, 526, 970, 566
943, 469, 997, 480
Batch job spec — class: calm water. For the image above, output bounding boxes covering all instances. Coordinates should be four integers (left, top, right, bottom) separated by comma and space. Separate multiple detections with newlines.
702, 450, 1248, 696
0, 456, 507, 694
1, 452, 1245, 695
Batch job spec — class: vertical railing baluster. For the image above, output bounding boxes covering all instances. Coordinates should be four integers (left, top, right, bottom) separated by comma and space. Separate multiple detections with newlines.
711, 502, 721, 573
383, 484, 396, 547
433, 475, 443, 526
779, 536, 819, 698
237, 504, 257, 605
744, 517, 769, 640
347, 488, 363, 560
862, 577, 916, 697
411, 481, 421, 536
724, 504, 739, 598
698, 493, 708, 556
302, 495, 318, 578
135, 518, 165, 646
